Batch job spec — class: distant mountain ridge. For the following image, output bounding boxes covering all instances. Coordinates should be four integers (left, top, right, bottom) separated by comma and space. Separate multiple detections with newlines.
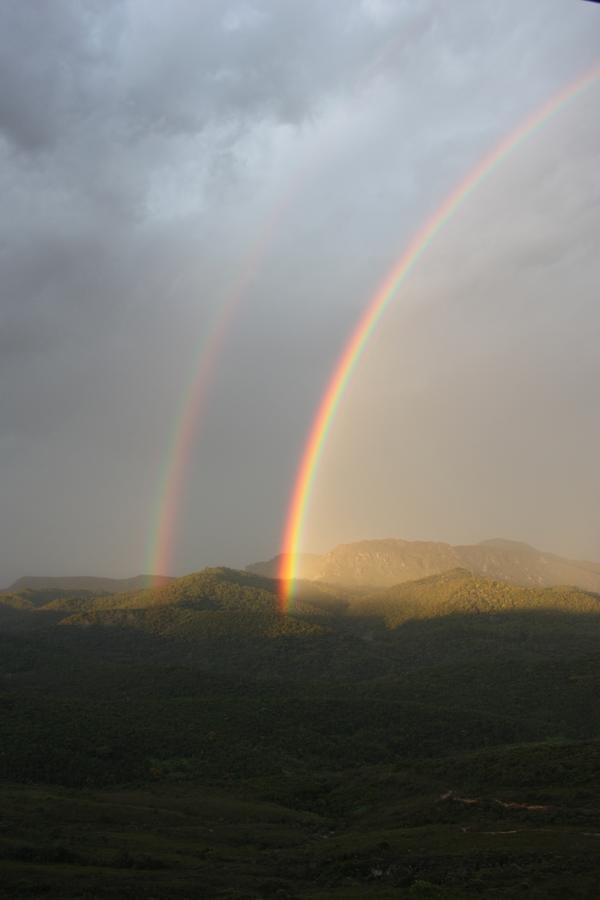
248, 537, 600, 592
3, 574, 173, 595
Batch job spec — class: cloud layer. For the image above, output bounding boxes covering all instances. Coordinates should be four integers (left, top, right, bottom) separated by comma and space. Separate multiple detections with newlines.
0, 0, 598, 581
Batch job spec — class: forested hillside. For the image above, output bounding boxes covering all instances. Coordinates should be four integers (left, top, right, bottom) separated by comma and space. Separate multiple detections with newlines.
1, 566, 600, 897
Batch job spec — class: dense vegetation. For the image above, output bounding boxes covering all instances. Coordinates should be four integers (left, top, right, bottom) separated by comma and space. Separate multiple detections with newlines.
1, 567, 600, 897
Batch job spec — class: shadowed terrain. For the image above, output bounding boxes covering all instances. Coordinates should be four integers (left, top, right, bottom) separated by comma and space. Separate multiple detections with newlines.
1, 566, 600, 897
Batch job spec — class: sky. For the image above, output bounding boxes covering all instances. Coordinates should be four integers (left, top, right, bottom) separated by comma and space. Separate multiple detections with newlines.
0, 0, 599, 584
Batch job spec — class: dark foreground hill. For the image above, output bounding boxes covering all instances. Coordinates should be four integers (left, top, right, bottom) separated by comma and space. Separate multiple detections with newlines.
249, 537, 600, 592
1, 566, 600, 897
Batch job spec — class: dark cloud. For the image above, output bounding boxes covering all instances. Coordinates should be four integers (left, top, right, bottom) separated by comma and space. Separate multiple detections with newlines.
0, 1, 104, 151
0, 0, 598, 582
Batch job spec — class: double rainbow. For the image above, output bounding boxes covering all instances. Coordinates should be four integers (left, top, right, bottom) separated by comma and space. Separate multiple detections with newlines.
278, 64, 600, 608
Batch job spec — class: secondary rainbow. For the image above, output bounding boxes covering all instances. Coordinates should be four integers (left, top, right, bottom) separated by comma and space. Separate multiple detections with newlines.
146, 138, 342, 580
279, 63, 600, 608
147, 216, 282, 582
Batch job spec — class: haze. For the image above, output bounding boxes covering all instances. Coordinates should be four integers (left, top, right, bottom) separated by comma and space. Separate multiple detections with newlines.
0, 0, 598, 584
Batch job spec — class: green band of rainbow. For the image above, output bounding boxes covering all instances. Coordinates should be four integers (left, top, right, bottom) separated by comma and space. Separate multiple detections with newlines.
278, 63, 600, 609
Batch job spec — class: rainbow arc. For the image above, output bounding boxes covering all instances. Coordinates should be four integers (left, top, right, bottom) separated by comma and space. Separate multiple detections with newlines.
278, 64, 600, 609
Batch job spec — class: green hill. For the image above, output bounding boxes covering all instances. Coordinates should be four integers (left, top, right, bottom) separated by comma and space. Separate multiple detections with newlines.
351, 567, 600, 627
57, 568, 332, 646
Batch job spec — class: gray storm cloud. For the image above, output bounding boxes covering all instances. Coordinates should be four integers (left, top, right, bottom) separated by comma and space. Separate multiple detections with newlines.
0, 0, 598, 583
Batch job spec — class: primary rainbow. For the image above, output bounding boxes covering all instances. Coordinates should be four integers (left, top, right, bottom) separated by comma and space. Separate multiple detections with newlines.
279, 63, 600, 608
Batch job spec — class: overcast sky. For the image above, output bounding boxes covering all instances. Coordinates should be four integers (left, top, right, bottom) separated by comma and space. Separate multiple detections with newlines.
0, 0, 598, 583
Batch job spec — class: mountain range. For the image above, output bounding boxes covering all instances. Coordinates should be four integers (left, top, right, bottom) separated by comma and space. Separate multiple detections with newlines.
248, 536, 600, 592
3, 573, 173, 595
